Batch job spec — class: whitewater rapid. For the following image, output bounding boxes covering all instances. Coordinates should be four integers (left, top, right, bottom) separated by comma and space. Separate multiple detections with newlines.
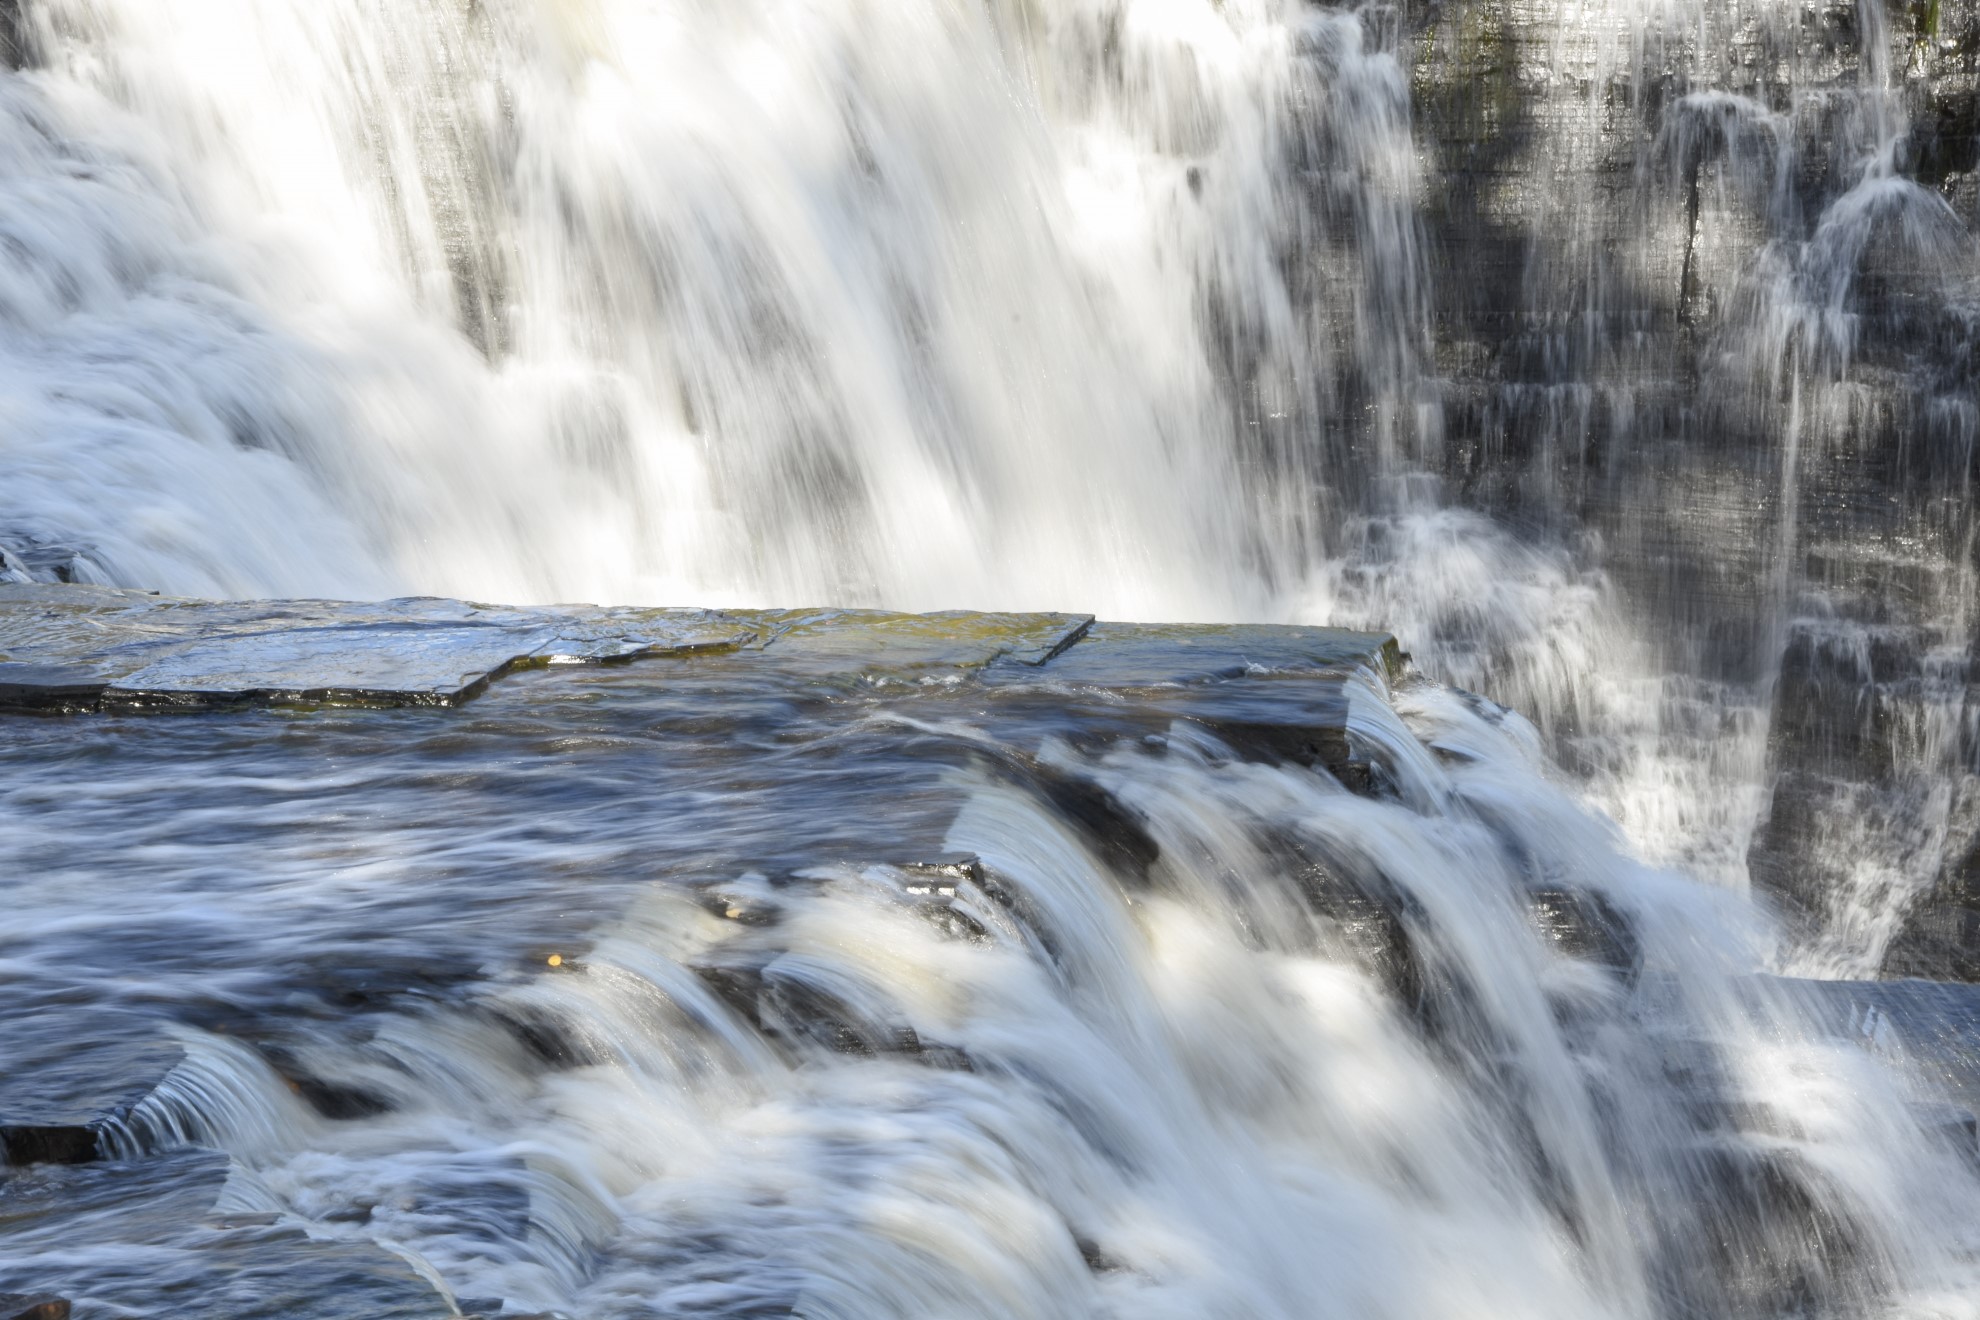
3, 4, 1980, 1312
5, 630, 1979, 1318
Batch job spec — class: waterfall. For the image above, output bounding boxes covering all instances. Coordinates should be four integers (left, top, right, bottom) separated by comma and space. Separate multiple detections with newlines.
2, 0, 1974, 984
0, 0, 1415, 616
0, 0, 1750, 877
4, 1, 1980, 1310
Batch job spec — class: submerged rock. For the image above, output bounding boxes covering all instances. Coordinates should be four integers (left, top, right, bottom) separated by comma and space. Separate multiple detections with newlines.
0, 1144, 459, 1319
0, 1126, 98, 1168
0, 1296, 70, 1320
1527, 885, 1642, 984
1776, 976, 1980, 1120
0, 1036, 183, 1169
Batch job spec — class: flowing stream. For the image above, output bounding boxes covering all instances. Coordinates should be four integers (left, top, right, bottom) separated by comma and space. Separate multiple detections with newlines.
3, 0, 1980, 1315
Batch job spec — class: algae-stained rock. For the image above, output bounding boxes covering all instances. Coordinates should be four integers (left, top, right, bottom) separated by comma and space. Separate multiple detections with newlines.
0, 587, 1401, 715
997, 620, 1401, 689
748, 607, 1093, 680
979, 620, 1402, 782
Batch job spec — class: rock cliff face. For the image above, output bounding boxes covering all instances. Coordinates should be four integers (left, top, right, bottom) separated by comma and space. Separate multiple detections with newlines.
1398, 0, 1980, 974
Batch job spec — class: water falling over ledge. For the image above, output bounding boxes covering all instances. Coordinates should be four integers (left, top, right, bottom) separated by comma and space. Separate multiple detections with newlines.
2, 0, 1980, 1313
2, 587, 1980, 1317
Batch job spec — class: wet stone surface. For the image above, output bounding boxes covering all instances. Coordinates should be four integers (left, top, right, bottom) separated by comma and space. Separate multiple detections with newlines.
0, 584, 763, 710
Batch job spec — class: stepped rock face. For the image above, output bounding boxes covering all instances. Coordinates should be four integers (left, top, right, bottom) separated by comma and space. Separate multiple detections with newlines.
1396, 0, 1980, 974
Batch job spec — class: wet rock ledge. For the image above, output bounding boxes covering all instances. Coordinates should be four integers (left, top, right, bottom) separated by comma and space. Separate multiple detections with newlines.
0, 583, 1402, 714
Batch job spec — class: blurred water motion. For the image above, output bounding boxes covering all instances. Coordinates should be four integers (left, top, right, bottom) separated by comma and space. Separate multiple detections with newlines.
3, 0, 1980, 1314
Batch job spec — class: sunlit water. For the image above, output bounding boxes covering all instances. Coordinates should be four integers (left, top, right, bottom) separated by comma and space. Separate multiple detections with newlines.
2, 0, 1980, 1314
5, 641, 1980, 1317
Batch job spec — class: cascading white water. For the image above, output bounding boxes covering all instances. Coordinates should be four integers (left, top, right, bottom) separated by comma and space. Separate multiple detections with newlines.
0, 0, 1761, 896
4, 0, 1414, 617
14, 662, 1973, 1319
3, 11, 1980, 1314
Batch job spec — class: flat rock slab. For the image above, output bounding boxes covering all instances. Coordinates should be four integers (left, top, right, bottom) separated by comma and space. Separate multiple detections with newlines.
0, 1033, 182, 1143
985, 620, 1403, 689
0, 585, 755, 711
0, 586, 1399, 723
747, 608, 1093, 682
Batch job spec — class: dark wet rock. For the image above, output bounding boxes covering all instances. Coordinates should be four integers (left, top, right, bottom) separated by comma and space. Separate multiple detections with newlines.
0, 1036, 183, 1168
1391, 0, 1980, 976
0, 1296, 70, 1320
1672, 1142, 1875, 1317
899, 853, 986, 891
981, 621, 1399, 795
1762, 623, 1948, 781
1881, 772, 1980, 981
1744, 621, 1957, 947
0, 1126, 97, 1168
486, 1005, 603, 1072
0, 664, 103, 709
0, 535, 94, 586
955, 739, 1165, 888
992, 619, 1401, 689
256, 1051, 394, 1122
1751, 756, 1980, 967
696, 880, 783, 927
0, 0, 29, 71
1271, 832, 1434, 1014
691, 959, 967, 1067
1527, 886, 1642, 984
885, 858, 994, 943
1030, 763, 1163, 885
1747, 771, 1853, 942
1072, 1234, 1126, 1274
1158, 679, 1358, 774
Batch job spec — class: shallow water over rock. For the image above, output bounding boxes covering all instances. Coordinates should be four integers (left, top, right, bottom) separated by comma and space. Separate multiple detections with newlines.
4, 592, 1980, 1318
